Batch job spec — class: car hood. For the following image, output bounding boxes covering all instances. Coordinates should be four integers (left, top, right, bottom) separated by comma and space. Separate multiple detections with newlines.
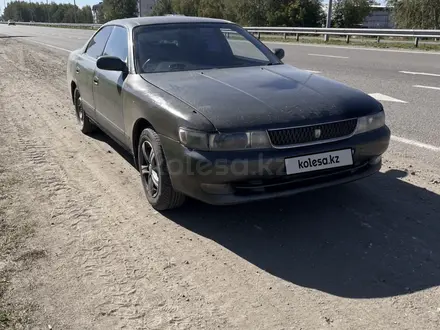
140, 65, 381, 132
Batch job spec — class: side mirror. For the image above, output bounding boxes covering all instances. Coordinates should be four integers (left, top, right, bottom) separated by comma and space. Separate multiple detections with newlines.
97, 56, 128, 73
273, 48, 285, 60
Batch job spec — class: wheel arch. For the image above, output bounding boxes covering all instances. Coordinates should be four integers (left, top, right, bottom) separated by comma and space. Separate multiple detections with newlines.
70, 81, 77, 104
132, 118, 155, 169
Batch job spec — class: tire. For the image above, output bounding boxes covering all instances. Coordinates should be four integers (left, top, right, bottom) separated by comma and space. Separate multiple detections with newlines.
138, 128, 186, 210
74, 87, 95, 134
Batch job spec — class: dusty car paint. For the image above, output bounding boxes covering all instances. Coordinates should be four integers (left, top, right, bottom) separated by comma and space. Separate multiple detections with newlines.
67, 16, 390, 206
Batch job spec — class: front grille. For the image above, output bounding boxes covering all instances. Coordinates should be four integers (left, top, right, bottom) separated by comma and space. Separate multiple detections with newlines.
268, 119, 358, 147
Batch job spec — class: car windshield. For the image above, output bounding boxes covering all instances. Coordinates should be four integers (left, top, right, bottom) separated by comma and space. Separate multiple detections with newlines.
134, 23, 281, 74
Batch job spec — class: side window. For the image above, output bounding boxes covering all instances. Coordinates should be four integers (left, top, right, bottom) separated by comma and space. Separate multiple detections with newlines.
222, 28, 268, 62
103, 26, 129, 62
85, 26, 113, 59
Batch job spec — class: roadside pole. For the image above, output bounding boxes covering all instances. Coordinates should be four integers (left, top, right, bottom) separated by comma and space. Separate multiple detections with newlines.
325, 0, 333, 42
46, 0, 49, 23
74, 0, 77, 23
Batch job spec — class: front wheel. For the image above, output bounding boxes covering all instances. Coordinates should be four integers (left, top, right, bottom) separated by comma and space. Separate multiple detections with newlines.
138, 128, 186, 210
74, 87, 95, 134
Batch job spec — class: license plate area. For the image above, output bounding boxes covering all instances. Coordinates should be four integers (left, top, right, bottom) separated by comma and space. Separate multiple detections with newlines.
285, 149, 353, 175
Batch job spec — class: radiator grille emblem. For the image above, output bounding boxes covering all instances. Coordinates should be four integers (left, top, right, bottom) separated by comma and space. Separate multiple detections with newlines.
314, 128, 322, 139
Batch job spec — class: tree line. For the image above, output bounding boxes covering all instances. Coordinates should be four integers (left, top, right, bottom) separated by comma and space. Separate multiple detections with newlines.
151, 0, 379, 28
388, 0, 440, 29
2, 1, 94, 23
1, 0, 371, 28
1, 0, 139, 24
152, 0, 326, 27
2, 0, 439, 30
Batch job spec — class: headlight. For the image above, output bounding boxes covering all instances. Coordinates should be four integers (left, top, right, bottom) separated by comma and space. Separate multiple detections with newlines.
178, 128, 271, 151
355, 111, 385, 134
178, 128, 209, 150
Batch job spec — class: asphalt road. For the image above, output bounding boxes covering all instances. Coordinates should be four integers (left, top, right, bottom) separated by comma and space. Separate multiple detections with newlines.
1, 24, 439, 167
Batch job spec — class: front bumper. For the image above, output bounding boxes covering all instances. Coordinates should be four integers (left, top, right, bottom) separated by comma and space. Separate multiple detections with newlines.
160, 126, 391, 205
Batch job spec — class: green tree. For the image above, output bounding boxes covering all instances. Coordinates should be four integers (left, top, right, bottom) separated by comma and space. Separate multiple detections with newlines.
63, 5, 77, 23
151, 0, 174, 16
388, 0, 440, 29
332, 0, 371, 28
222, 0, 239, 22
151, 0, 324, 27
102, 0, 138, 21
236, 0, 269, 26
199, 0, 225, 18
79, 6, 94, 23
266, 0, 324, 27
51, 6, 66, 23
2, 1, 94, 23
172, 0, 200, 16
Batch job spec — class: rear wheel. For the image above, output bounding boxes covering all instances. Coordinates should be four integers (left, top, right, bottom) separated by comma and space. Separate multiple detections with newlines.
138, 128, 186, 210
74, 88, 95, 134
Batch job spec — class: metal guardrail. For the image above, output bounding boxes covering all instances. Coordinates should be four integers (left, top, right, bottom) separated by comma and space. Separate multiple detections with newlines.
1, 21, 439, 47
0, 21, 101, 29
246, 27, 440, 47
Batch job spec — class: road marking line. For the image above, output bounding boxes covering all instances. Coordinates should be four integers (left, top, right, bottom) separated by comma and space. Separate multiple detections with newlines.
413, 84, 440, 91
305, 70, 321, 74
399, 71, 440, 77
26, 39, 71, 53
368, 93, 407, 104
308, 53, 349, 59
391, 136, 440, 152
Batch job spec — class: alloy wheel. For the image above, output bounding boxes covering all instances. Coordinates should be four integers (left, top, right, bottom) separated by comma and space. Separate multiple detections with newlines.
75, 93, 85, 127
140, 141, 159, 198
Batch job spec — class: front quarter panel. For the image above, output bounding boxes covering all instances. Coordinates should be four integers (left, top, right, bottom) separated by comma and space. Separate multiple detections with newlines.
66, 49, 84, 98
123, 75, 216, 152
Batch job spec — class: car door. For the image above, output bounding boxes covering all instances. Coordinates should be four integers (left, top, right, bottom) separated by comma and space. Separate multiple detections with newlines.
75, 26, 113, 119
93, 25, 129, 144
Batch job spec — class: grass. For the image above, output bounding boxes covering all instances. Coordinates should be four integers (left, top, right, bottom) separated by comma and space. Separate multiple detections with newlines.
0, 269, 12, 329
0, 310, 11, 329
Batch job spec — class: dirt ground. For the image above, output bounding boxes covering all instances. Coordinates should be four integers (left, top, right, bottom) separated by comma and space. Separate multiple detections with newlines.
0, 37, 440, 330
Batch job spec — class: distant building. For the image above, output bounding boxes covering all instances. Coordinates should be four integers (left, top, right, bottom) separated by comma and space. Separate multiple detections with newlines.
362, 5, 394, 28
92, 0, 159, 23
139, 0, 158, 16
321, 3, 394, 29
92, 2, 103, 24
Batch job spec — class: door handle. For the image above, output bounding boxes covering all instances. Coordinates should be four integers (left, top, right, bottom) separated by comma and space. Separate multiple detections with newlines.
75, 67, 80, 74
93, 76, 99, 85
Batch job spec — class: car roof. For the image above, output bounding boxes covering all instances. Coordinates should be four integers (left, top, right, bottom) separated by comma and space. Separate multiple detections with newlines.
105, 16, 232, 29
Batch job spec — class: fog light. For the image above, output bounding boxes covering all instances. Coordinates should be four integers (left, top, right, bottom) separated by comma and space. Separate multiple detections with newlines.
369, 156, 382, 165
200, 183, 233, 195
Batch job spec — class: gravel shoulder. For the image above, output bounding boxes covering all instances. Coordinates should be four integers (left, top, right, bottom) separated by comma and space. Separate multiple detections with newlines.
0, 37, 440, 330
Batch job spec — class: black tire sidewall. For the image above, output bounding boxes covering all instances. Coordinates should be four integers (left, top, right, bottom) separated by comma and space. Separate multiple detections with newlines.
74, 87, 94, 134
138, 129, 164, 206
74, 88, 85, 130
73, 88, 84, 125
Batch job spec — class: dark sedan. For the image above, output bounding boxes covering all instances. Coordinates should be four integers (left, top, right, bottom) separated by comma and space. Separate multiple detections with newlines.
67, 16, 390, 210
